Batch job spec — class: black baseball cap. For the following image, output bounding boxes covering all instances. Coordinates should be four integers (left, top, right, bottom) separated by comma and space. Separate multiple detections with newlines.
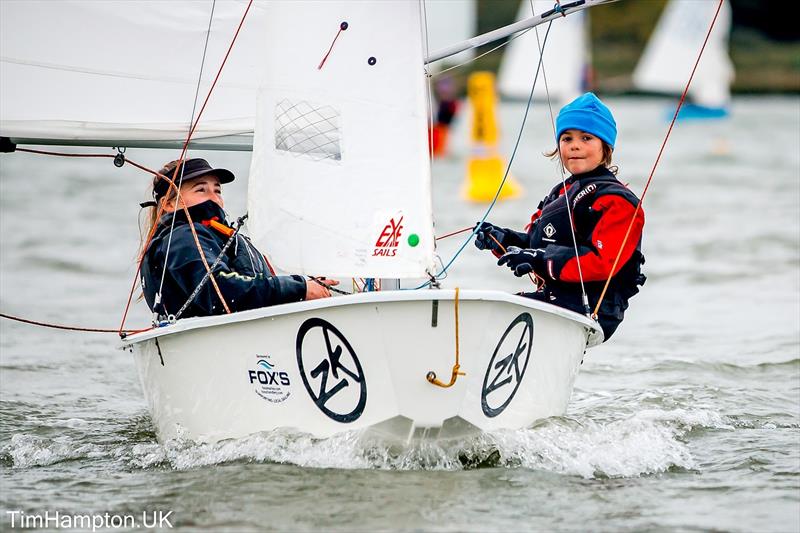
153, 158, 235, 200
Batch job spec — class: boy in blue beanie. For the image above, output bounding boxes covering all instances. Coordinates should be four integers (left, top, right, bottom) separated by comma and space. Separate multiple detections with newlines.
474, 93, 645, 341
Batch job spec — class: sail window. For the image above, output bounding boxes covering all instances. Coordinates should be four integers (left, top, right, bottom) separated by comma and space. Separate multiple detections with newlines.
274, 99, 342, 161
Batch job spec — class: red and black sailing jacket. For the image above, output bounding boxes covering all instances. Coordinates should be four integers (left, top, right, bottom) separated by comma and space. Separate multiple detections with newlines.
504, 165, 646, 321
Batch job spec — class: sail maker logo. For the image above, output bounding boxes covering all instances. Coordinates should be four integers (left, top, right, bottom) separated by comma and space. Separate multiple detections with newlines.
373, 216, 404, 257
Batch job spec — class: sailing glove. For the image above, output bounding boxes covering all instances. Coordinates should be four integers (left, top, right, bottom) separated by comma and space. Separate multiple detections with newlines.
497, 246, 546, 277
474, 222, 509, 254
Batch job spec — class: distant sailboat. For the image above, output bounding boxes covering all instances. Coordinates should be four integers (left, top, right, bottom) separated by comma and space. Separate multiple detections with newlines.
633, 0, 734, 119
498, 0, 590, 102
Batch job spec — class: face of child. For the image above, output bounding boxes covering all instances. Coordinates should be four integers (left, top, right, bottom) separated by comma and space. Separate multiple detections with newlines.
559, 129, 604, 175
163, 175, 224, 212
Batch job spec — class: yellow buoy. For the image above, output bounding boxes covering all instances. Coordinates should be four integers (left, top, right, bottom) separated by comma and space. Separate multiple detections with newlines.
463, 71, 522, 202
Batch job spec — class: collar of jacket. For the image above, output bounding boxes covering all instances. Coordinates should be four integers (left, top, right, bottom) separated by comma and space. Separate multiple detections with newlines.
157, 199, 227, 229
567, 165, 614, 184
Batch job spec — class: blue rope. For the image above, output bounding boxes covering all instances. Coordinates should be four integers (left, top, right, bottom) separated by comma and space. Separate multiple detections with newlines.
412, 21, 554, 290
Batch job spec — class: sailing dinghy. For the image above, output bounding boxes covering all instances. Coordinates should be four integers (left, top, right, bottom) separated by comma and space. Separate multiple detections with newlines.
1, 0, 608, 444
632, 0, 734, 119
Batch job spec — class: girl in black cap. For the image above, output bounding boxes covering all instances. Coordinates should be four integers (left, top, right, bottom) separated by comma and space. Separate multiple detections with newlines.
140, 158, 336, 320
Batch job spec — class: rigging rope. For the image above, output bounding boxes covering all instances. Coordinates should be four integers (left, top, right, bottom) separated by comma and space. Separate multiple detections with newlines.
1, 312, 149, 336
156, 0, 220, 318
530, 0, 592, 315
121, 0, 254, 332
173, 213, 248, 320
592, 0, 725, 318
426, 287, 465, 388
7, 147, 231, 335
413, 21, 555, 290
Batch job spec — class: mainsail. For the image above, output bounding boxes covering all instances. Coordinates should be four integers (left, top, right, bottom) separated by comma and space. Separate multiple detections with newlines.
247, 1, 435, 279
1, 0, 607, 280
0, 0, 262, 148
632, 0, 734, 110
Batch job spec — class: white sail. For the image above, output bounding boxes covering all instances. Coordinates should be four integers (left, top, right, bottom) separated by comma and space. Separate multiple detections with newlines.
0, 0, 263, 145
498, 0, 588, 101
632, 0, 734, 109
422, 0, 477, 71
247, 1, 435, 279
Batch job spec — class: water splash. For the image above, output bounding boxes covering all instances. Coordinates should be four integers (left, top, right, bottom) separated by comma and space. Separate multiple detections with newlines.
0, 408, 743, 478
0, 434, 106, 468
124, 407, 733, 477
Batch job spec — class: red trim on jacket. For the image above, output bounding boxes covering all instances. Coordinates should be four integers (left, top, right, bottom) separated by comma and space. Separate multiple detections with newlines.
559, 195, 644, 282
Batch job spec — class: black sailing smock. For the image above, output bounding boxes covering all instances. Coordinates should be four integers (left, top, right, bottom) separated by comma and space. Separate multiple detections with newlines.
141, 200, 307, 319
500, 166, 646, 340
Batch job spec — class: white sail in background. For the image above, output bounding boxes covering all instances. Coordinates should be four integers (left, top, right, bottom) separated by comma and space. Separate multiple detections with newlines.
247, 1, 435, 279
422, 0, 477, 72
0, 0, 263, 144
632, 0, 734, 109
498, 0, 588, 101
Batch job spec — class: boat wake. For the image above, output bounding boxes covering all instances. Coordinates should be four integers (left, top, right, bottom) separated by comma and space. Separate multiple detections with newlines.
1, 407, 758, 478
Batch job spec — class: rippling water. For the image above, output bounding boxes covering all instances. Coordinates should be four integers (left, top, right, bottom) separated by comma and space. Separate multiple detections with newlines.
1, 97, 798, 531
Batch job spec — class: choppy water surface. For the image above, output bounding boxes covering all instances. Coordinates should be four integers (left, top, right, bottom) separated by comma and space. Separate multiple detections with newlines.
1, 97, 798, 531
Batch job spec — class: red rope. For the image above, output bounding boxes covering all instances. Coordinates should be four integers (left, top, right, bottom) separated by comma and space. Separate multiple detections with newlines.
7, 2, 254, 338
1, 312, 150, 336
318, 23, 346, 70
435, 226, 473, 241
177, 0, 253, 159
119, 0, 255, 333
16, 148, 114, 158
592, 0, 725, 318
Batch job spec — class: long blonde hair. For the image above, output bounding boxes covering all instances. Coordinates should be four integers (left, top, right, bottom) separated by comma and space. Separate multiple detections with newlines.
138, 160, 182, 256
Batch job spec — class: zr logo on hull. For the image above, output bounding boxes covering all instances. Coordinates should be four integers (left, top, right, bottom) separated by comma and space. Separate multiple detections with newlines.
481, 313, 534, 418
296, 318, 367, 423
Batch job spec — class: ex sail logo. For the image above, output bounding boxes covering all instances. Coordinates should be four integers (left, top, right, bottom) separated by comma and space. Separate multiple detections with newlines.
373, 216, 403, 257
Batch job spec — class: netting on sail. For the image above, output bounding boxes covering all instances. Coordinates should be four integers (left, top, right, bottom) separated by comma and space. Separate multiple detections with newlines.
274, 99, 342, 161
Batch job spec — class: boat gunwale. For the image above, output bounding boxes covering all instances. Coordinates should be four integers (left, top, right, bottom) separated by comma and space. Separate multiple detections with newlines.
122, 289, 603, 346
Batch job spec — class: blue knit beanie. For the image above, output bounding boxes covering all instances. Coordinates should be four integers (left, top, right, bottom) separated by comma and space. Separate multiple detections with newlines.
555, 92, 617, 148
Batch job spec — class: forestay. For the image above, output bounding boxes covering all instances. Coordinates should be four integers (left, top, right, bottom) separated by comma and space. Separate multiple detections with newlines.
632, 0, 733, 109
247, 1, 435, 279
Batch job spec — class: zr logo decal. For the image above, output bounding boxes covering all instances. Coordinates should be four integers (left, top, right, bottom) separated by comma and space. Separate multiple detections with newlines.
481, 313, 534, 418
296, 318, 366, 423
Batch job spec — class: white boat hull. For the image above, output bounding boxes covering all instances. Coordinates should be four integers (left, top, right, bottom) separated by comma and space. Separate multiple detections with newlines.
123, 290, 602, 444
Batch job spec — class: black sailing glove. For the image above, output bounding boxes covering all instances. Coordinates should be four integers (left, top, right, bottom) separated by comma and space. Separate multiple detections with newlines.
497, 246, 546, 277
474, 222, 509, 254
